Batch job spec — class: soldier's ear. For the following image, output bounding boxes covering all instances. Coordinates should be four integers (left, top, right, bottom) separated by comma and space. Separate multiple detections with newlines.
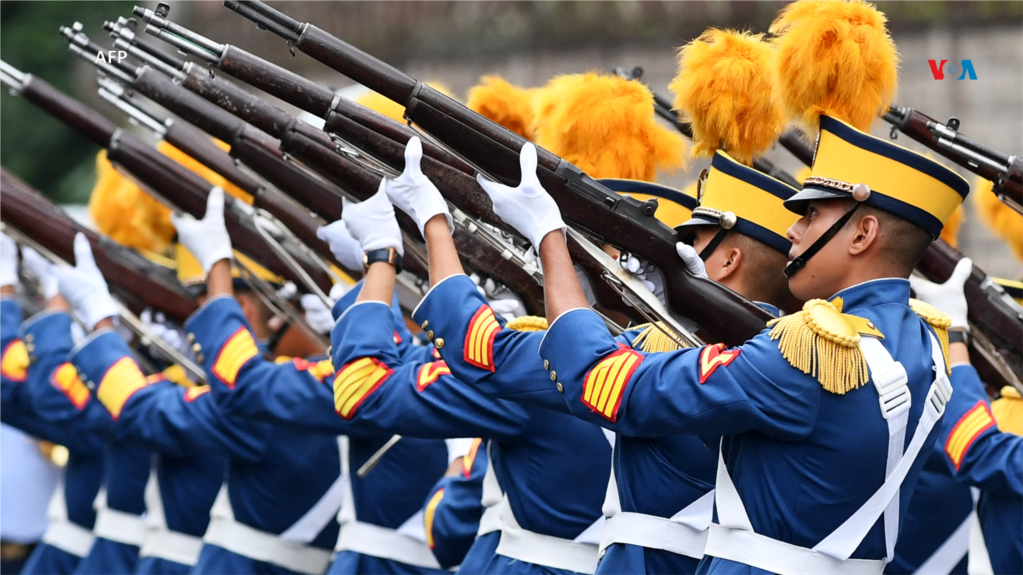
717, 247, 743, 281
847, 213, 880, 257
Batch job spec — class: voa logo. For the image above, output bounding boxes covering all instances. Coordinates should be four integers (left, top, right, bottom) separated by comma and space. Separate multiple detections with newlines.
928, 59, 978, 80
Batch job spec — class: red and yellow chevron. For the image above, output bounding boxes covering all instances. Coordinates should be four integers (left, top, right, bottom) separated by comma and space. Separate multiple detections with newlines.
432, 347, 442, 360
212, 327, 259, 389
582, 346, 644, 422
464, 305, 501, 371
417, 361, 451, 391
945, 400, 996, 470
333, 357, 392, 419
97, 357, 148, 419
184, 386, 211, 402
463, 438, 482, 478
698, 344, 741, 384
424, 488, 446, 549
393, 331, 403, 345
51, 362, 90, 410
290, 357, 335, 382
1, 339, 28, 382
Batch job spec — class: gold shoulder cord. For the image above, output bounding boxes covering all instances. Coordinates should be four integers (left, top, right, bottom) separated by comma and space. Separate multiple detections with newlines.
505, 316, 548, 333
632, 323, 690, 353
908, 299, 952, 375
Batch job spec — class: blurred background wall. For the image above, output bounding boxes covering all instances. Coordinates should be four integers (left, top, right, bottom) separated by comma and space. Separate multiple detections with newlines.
1, 0, 1020, 275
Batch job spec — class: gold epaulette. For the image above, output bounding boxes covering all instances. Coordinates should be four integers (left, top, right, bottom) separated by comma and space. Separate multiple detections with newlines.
909, 298, 952, 375
631, 322, 692, 352
505, 316, 548, 333
992, 386, 1023, 436
163, 364, 196, 388
767, 298, 883, 395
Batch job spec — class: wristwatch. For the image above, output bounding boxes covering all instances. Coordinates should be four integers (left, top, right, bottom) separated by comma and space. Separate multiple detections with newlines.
363, 247, 402, 273
948, 328, 969, 346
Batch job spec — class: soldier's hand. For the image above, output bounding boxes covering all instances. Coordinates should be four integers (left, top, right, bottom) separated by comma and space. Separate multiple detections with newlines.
20, 246, 58, 300
341, 187, 404, 256
675, 243, 708, 278
317, 220, 365, 272
0, 232, 17, 288
301, 294, 335, 335
382, 137, 452, 235
909, 257, 971, 331
53, 233, 118, 331
619, 253, 666, 305
476, 143, 565, 251
170, 188, 232, 273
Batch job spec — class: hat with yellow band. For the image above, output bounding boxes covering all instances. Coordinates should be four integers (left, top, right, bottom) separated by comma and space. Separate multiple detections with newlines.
677, 151, 800, 257
785, 116, 970, 237
598, 178, 698, 228
174, 243, 283, 294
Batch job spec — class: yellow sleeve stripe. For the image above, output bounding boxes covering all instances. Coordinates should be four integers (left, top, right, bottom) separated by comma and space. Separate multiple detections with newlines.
424, 488, 445, 549
184, 386, 211, 402
582, 347, 643, 423
212, 327, 259, 389
50, 362, 90, 410
463, 438, 482, 478
333, 357, 392, 419
96, 357, 148, 420
309, 360, 335, 383
945, 400, 996, 470
464, 305, 501, 371
1, 339, 29, 382
417, 361, 451, 391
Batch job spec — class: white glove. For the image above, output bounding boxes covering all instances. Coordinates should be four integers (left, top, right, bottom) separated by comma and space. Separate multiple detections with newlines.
909, 257, 972, 331
170, 188, 232, 273
301, 294, 335, 335
329, 282, 352, 304
140, 309, 191, 357
471, 273, 526, 321
619, 253, 666, 306
317, 220, 365, 272
0, 232, 17, 288
20, 246, 59, 300
53, 234, 118, 331
341, 187, 404, 256
475, 143, 566, 251
675, 243, 708, 278
382, 137, 452, 235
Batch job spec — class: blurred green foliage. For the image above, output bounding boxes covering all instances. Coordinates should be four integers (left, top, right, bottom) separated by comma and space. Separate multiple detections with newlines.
1, 1, 134, 204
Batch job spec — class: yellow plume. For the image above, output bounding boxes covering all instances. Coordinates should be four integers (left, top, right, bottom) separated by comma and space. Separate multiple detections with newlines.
356, 82, 456, 124
770, 0, 899, 132
467, 76, 538, 140
89, 151, 176, 254
939, 205, 964, 249
529, 74, 588, 141
670, 29, 785, 165
973, 177, 1023, 261
156, 141, 253, 205
533, 73, 688, 181
794, 166, 812, 185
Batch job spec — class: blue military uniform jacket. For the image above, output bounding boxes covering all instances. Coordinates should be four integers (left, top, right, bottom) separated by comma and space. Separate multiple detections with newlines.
539, 279, 947, 573
938, 363, 1022, 575
423, 440, 488, 570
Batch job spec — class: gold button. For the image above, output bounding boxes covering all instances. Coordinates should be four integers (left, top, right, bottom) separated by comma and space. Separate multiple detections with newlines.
434, 338, 445, 350
25, 342, 35, 353
543, 359, 549, 370
187, 333, 196, 343
556, 382, 564, 393
196, 353, 205, 364
426, 330, 435, 340
550, 371, 557, 381
867, 321, 875, 329
421, 320, 429, 330
86, 381, 95, 390
192, 343, 202, 353
24, 334, 33, 343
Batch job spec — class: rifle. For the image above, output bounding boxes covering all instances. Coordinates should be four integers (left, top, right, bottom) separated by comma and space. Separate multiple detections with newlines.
767, 105, 1023, 388
0, 60, 336, 338
0, 168, 197, 324
884, 106, 1022, 213
109, 20, 554, 317
148, 1, 769, 346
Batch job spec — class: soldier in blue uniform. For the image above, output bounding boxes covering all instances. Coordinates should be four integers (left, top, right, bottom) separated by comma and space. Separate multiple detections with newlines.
910, 257, 1022, 575
422, 439, 488, 570
472, 115, 970, 574
0, 236, 104, 575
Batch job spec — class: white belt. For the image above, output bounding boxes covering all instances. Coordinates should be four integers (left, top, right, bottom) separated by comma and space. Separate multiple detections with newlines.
335, 520, 443, 570
41, 519, 95, 558
140, 527, 204, 566
705, 524, 885, 575
93, 506, 146, 546
495, 494, 600, 575
477, 501, 503, 537
203, 514, 332, 574
599, 511, 708, 560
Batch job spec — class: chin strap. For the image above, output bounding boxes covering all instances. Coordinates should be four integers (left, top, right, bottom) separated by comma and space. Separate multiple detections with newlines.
784, 203, 862, 279
699, 228, 731, 262
266, 319, 292, 356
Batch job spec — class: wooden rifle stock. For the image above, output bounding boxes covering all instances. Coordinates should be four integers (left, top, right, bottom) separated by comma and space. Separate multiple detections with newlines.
0, 168, 197, 323
223, 1, 772, 345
